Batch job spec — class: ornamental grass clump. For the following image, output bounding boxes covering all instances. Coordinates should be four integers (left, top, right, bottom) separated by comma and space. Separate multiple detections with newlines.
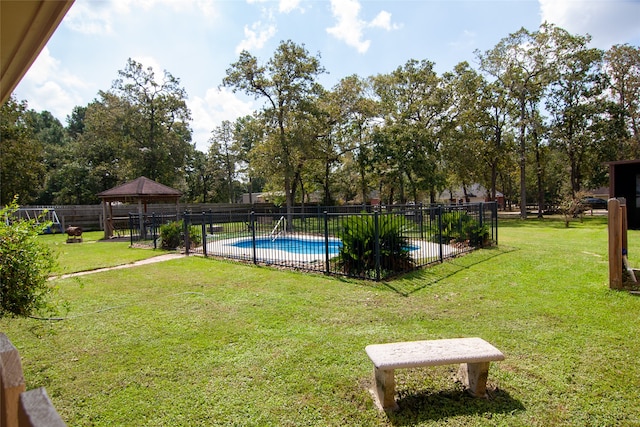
336, 214, 414, 276
439, 211, 489, 246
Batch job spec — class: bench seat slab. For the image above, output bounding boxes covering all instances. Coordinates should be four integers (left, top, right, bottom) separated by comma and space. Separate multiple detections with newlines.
365, 337, 504, 370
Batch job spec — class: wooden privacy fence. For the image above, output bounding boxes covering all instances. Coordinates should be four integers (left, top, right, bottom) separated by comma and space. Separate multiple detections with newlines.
0, 333, 65, 427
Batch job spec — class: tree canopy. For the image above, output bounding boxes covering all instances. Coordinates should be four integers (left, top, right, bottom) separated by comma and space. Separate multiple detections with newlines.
3, 25, 639, 212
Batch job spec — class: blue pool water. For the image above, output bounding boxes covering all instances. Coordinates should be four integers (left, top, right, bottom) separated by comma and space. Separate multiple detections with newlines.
230, 236, 420, 257
232, 236, 342, 256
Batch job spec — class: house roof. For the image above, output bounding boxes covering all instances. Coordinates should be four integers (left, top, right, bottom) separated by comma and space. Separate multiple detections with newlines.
438, 183, 503, 201
97, 176, 182, 203
1, 1, 74, 103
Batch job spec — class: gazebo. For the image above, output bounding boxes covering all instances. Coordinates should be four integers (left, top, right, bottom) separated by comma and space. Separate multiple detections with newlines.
97, 176, 182, 239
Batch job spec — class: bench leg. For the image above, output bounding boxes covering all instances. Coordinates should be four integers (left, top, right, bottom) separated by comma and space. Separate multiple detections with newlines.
371, 367, 398, 411
458, 361, 490, 397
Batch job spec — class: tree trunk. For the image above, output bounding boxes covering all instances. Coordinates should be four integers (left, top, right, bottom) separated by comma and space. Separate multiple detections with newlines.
519, 95, 527, 219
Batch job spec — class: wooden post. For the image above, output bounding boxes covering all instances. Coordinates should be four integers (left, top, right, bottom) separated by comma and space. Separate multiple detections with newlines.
608, 198, 623, 290
18, 388, 66, 427
0, 333, 26, 427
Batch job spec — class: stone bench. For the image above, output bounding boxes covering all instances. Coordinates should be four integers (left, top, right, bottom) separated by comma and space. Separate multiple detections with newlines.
365, 337, 504, 411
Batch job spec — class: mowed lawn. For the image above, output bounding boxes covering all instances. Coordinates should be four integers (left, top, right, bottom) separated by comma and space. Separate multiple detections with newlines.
1, 217, 639, 426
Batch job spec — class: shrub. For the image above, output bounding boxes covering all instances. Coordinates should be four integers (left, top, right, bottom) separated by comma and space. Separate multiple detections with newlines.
160, 221, 202, 250
0, 198, 57, 317
464, 222, 490, 246
337, 214, 414, 276
187, 224, 202, 247
160, 221, 182, 250
439, 211, 472, 241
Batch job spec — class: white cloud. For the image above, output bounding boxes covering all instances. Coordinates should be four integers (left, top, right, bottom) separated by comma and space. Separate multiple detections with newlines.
539, 0, 640, 48
326, 0, 370, 53
64, 0, 116, 34
279, 0, 302, 14
15, 48, 88, 122
369, 10, 400, 31
326, 0, 400, 54
246, 0, 302, 13
236, 21, 278, 54
188, 87, 255, 152
64, 0, 218, 35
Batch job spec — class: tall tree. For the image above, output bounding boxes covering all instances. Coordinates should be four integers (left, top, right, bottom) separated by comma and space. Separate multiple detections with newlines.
208, 120, 238, 203
328, 75, 378, 204
477, 24, 554, 218
233, 114, 266, 203
0, 97, 45, 205
75, 94, 129, 193
184, 149, 214, 203
25, 110, 68, 203
604, 44, 640, 157
441, 62, 486, 201
223, 40, 325, 220
111, 58, 193, 185
546, 29, 605, 196
372, 59, 449, 203
66, 105, 87, 140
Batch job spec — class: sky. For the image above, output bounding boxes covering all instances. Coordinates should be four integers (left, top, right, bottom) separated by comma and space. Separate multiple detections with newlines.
12, 0, 640, 153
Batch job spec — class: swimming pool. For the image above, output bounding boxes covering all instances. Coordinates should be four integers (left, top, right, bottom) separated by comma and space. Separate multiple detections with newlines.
200, 234, 439, 265
232, 236, 342, 256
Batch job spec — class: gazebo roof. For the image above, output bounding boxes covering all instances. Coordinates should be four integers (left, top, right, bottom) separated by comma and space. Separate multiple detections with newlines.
97, 176, 182, 203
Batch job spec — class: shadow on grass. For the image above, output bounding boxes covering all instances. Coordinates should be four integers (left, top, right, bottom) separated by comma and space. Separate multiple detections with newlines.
380, 245, 519, 296
387, 387, 525, 426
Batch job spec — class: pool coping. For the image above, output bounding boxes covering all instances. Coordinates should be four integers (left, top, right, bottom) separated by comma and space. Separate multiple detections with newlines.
199, 234, 456, 264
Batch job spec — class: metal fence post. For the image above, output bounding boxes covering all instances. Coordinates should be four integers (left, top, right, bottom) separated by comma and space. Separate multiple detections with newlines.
374, 211, 381, 281
251, 211, 257, 265
419, 202, 424, 240
152, 213, 157, 249
183, 211, 190, 256
324, 211, 330, 275
493, 202, 498, 244
437, 205, 444, 263
201, 212, 207, 257
129, 214, 134, 246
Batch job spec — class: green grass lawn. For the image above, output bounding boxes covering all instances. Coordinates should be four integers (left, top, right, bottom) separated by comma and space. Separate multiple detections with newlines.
2, 217, 639, 426
40, 231, 168, 275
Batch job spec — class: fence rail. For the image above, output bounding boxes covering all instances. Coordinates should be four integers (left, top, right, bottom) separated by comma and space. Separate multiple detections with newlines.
129, 203, 497, 281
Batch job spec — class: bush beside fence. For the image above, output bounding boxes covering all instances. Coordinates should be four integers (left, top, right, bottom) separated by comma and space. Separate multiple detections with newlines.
129, 203, 498, 281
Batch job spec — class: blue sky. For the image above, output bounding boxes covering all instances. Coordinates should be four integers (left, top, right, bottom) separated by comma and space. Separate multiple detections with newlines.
12, 0, 640, 152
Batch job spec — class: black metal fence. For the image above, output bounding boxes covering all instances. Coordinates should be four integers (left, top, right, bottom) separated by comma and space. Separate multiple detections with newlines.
129, 202, 498, 281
